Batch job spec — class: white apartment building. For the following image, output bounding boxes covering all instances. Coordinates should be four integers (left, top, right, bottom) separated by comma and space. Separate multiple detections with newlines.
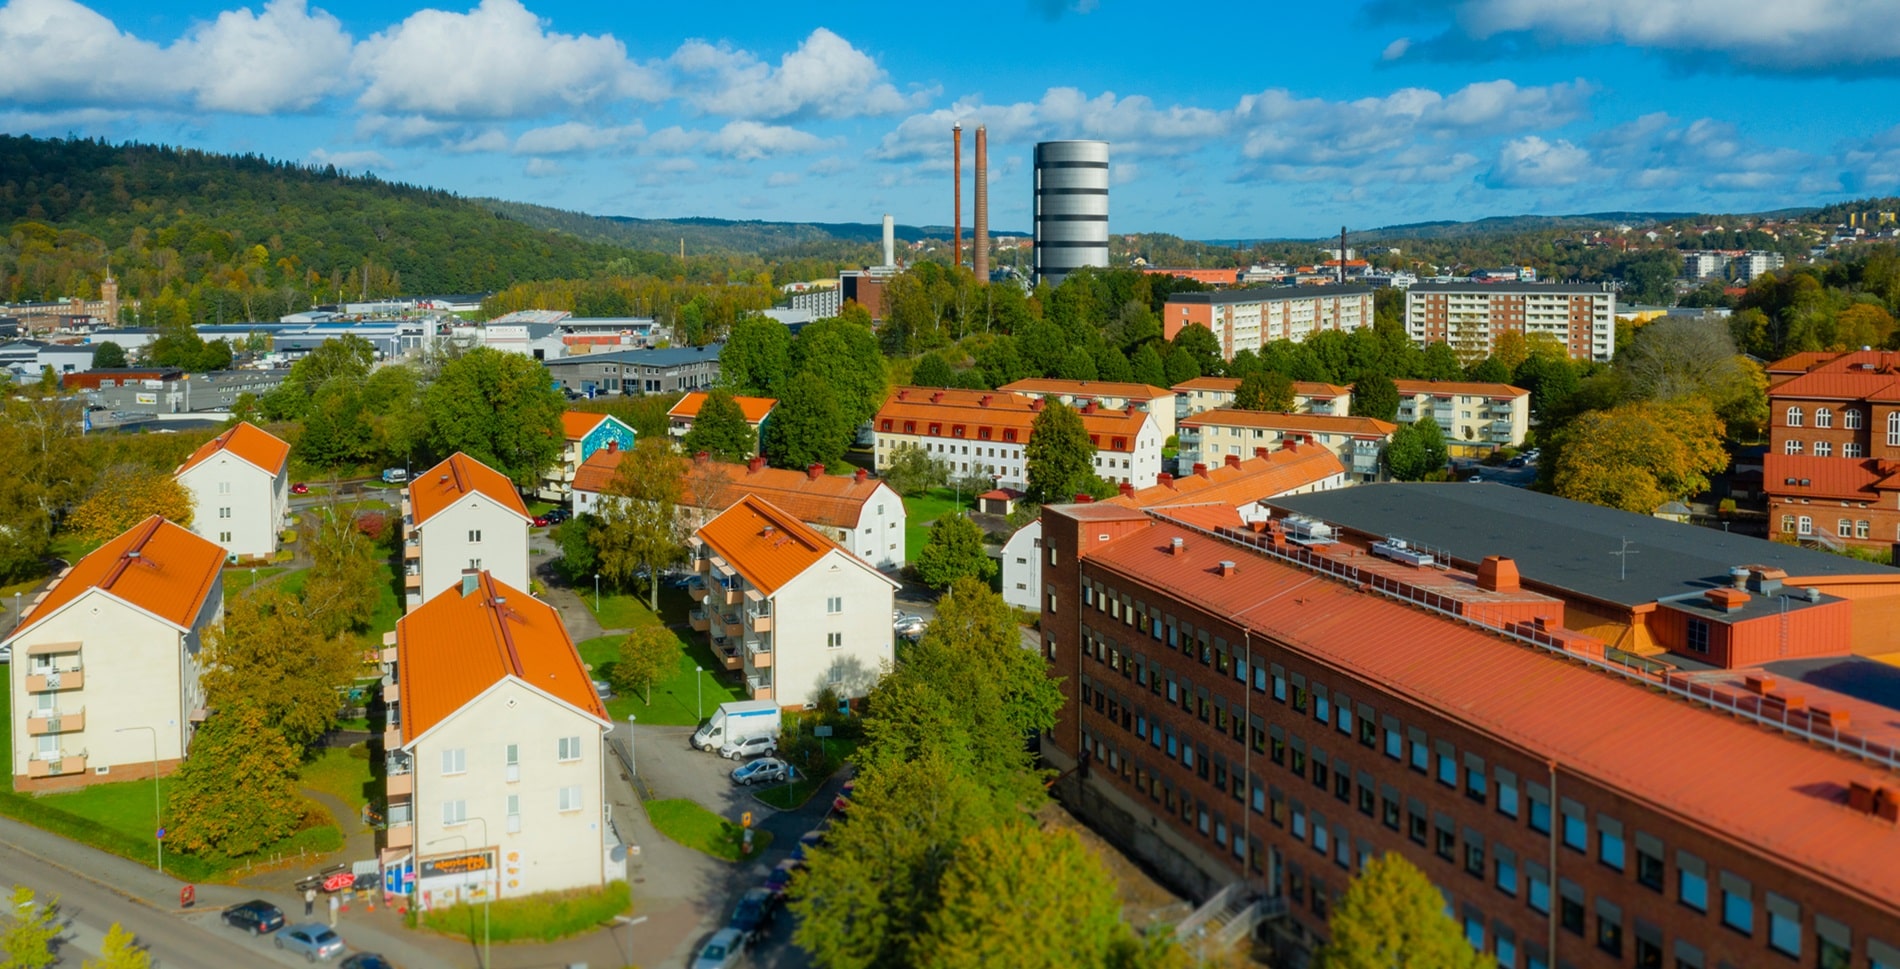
1162, 285, 1375, 360
174, 421, 291, 561
404, 453, 532, 609
689, 495, 897, 707
572, 452, 908, 572
1405, 282, 1616, 362
1170, 377, 1353, 422
1391, 379, 1532, 454
4, 517, 224, 792
537, 412, 636, 502
382, 572, 612, 903
998, 378, 1179, 441
873, 387, 1165, 490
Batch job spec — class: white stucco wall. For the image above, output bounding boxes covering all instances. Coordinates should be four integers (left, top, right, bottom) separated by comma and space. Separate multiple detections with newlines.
417, 498, 530, 601
1000, 521, 1043, 613
178, 456, 284, 559
767, 551, 893, 708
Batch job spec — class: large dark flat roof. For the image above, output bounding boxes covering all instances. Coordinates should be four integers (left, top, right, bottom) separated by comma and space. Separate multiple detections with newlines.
1267, 483, 1895, 608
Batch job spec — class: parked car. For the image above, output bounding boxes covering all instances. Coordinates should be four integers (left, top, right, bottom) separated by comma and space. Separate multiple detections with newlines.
892, 612, 922, 629
731, 757, 789, 785
720, 734, 779, 760
221, 899, 286, 935
1506, 457, 1526, 468
831, 779, 856, 814
544, 508, 571, 525
792, 827, 825, 864
380, 468, 408, 484
728, 887, 776, 946
1467, 473, 1484, 484
276, 923, 346, 962
532, 515, 550, 527
340, 956, 395, 969
692, 927, 747, 969
291, 482, 310, 495
895, 618, 926, 639
763, 858, 800, 898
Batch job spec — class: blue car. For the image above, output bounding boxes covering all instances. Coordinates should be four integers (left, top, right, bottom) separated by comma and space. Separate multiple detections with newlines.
731, 757, 789, 785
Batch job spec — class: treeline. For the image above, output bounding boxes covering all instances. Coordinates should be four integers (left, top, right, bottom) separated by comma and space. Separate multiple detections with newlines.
1730, 243, 1900, 359
0, 134, 628, 323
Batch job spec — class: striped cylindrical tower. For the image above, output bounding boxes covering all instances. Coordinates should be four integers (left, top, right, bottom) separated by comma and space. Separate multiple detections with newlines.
1032, 140, 1108, 287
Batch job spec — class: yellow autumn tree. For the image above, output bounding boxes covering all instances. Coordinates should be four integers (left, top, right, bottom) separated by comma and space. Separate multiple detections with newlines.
64, 466, 194, 543
1551, 399, 1729, 514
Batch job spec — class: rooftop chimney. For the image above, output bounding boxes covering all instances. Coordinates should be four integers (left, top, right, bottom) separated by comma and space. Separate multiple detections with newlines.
854, 467, 868, 483
1170, 537, 1186, 556
952, 123, 963, 269
974, 125, 989, 280
807, 463, 825, 480
1119, 482, 1135, 497
695, 450, 710, 464
1475, 556, 1520, 593
1705, 588, 1749, 613
1192, 462, 1208, 476
1217, 560, 1238, 577
1254, 447, 1270, 460
1157, 472, 1174, 488
747, 456, 765, 473
1745, 565, 1787, 596
1074, 494, 1094, 503
1225, 454, 1242, 469
882, 214, 895, 268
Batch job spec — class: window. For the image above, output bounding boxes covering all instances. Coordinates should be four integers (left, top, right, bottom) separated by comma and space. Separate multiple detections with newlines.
1816, 407, 1833, 428
219, 531, 231, 542
1465, 839, 1485, 877
1409, 736, 1428, 772
1314, 693, 1330, 723
1786, 405, 1803, 427
440, 748, 466, 775
1496, 852, 1518, 896
1686, 619, 1710, 654
468, 529, 482, 542
1599, 819, 1626, 871
1846, 407, 1864, 429
1384, 724, 1401, 759
1528, 791, 1550, 834
1407, 808, 1427, 845
827, 632, 843, 649
505, 794, 521, 833
826, 596, 842, 614
558, 785, 583, 812
1816, 440, 1833, 457
1560, 894, 1584, 936
558, 736, 582, 761
1635, 837, 1663, 891
442, 799, 468, 825
1889, 411, 1900, 447
1435, 824, 1456, 861
1816, 920, 1850, 969
1634, 936, 1662, 969
1497, 771, 1519, 818
504, 743, 519, 782
1382, 795, 1399, 830
1721, 881, 1753, 935
468, 558, 482, 570
1859, 519, 1872, 539
217, 480, 231, 494
1847, 441, 1866, 458
1465, 914, 1485, 952
1766, 895, 1800, 958
1497, 933, 1517, 969
1466, 762, 1487, 802
1785, 439, 1803, 455
1840, 518, 1853, 538
1561, 804, 1587, 851
1679, 863, 1708, 912
1597, 903, 1623, 958
1528, 868, 1550, 914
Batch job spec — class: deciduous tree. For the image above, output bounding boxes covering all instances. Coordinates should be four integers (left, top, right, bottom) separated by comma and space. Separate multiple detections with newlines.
917, 823, 1132, 969
1024, 401, 1095, 504
166, 703, 305, 859
721, 315, 793, 398
612, 626, 678, 704
65, 467, 193, 543
83, 924, 151, 969
91, 341, 126, 369
681, 389, 756, 462
593, 438, 686, 611
763, 371, 849, 471
1, 886, 60, 969
201, 588, 356, 755
1350, 374, 1401, 423
914, 513, 996, 590
1314, 853, 1492, 969
1550, 399, 1729, 513
302, 497, 383, 639
884, 443, 948, 497
1384, 418, 1448, 482
1234, 370, 1295, 412
912, 353, 956, 388
1170, 324, 1223, 377
424, 347, 566, 487
1130, 344, 1167, 387
792, 316, 886, 428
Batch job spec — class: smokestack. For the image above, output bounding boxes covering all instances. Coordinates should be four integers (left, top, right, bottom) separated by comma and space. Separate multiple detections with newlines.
882, 214, 895, 268
1339, 226, 1347, 285
974, 125, 990, 281
953, 124, 963, 269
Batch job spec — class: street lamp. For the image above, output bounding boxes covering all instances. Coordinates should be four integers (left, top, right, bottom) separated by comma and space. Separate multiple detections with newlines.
426, 819, 492, 969
594, 573, 601, 613
694, 665, 704, 720
626, 714, 637, 776
115, 726, 161, 874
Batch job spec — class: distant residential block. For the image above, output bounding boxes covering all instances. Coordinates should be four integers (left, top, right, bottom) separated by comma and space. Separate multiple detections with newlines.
999, 378, 1178, 440
1177, 409, 1395, 481
173, 421, 291, 560
537, 412, 636, 502
1405, 282, 1616, 362
1764, 349, 1900, 550
1171, 377, 1353, 422
666, 392, 777, 456
542, 343, 723, 397
1162, 285, 1375, 360
1391, 379, 1531, 453
873, 387, 1165, 490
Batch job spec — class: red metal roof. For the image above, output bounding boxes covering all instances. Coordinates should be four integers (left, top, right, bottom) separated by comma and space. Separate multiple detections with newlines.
1170, 377, 1352, 398
697, 494, 848, 596
1392, 379, 1528, 399
876, 387, 1150, 452
1106, 443, 1344, 509
668, 393, 778, 424
561, 412, 610, 441
1764, 455, 1900, 502
1181, 408, 1396, 438
1078, 514, 1900, 913
998, 378, 1174, 401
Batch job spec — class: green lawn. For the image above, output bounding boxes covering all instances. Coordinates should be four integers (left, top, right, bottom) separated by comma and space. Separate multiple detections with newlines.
902, 487, 975, 561
576, 631, 745, 726
418, 881, 629, 942
582, 584, 695, 632
223, 565, 292, 596
300, 745, 377, 814
756, 736, 859, 810
646, 799, 774, 862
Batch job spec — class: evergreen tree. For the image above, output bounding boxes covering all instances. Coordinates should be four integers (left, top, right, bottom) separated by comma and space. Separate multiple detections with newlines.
1057, 346, 1099, 381
913, 353, 956, 388
764, 371, 849, 470
914, 513, 997, 590
1418, 341, 1465, 381
682, 388, 757, 461
1162, 346, 1199, 385
1024, 401, 1096, 503
1094, 345, 1135, 383
1467, 356, 1511, 384
1314, 853, 1492, 969
721, 314, 793, 397
1235, 370, 1295, 412
91, 341, 126, 369
1171, 324, 1225, 377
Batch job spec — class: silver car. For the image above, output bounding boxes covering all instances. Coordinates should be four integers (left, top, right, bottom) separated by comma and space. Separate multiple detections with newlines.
693, 927, 746, 969
276, 923, 345, 962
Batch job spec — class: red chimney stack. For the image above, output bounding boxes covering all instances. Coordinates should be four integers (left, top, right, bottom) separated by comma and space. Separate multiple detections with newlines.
807, 463, 824, 480
974, 125, 989, 280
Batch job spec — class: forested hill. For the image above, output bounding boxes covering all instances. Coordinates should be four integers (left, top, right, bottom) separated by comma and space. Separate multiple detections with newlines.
481, 198, 1027, 255
0, 135, 657, 321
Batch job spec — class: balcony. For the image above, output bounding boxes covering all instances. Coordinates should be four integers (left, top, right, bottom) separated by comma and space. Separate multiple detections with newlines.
403, 565, 421, 591
743, 637, 772, 669
403, 540, 420, 561
383, 704, 402, 751
385, 752, 413, 797
384, 816, 414, 850
745, 605, 772, 634
711, 634, 741, 670
26, 707, 84, 735
26, 668, 83, 693
744, 673, 773, 701
718, 584, 743, 607
382, 673, 399, 704
719, 612, 744, 638
689, 607, 710, 632
26, 752, 87, 778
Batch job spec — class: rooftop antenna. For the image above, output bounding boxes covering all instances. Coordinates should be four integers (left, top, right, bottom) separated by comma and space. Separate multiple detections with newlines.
1609, 537, 1638, 581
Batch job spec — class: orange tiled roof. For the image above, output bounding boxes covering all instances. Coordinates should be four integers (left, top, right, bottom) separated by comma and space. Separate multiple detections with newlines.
668, 392, 778, 424
1084, 515, 1900, 910
1766, 351, 1839, 375
5, 516, 224, 641
875, 387, 1151, 453
1392, 378, 1528, 399
175, 421, 290, 476
561, 411, 611, 441
1181, 408, 1397, 438
396, 572, 607, 741
998, 378, 1173, 401
1765, 455, 1900, 502
409, 453, 531, 526
1771, 356, 1900, 403
1169, 377, 1351, 397
573, 451, 890, 529
1107, 443, 1345, 509
697, 495, 844, 596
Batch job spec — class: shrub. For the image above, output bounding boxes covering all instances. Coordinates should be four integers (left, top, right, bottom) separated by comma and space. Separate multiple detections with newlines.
353, 512, 388, 541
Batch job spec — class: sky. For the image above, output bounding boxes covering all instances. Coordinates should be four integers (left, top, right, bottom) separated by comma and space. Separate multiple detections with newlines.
7, 0, 1900, 240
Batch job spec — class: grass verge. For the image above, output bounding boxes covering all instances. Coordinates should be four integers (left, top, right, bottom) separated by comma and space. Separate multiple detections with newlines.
300, 745, 377, 815
418, 882, 629, 942
224, 565, 292, 596
902, 487, 974, 561
646, 799, 774, 862
576, 631, 745, 727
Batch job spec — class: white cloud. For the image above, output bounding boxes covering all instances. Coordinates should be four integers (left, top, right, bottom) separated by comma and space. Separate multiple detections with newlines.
512, 121, 645, 155
1588, 113, 1820, 193
1381, 37, 1411, 61
175, 0, 353, 113
1382, 0, 1900, 75
0, 0, 180, 107
351, 0, 664, 120
523, 157, 562, 177
873, 88, 1228, 163
308, 147, 391, 170
1485, 136, 1591, 187
672, 28, 926, 121
765, 171, 801, 187
639, 121, 832, 161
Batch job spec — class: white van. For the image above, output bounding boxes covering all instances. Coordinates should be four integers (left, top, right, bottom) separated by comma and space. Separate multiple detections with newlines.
692, 699, 781, 752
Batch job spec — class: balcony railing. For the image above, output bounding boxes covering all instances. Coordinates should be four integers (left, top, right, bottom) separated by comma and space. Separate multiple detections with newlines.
385, 751, 413, 797
26, 668, 83, 692
26, 751, 87, 778
744, 673, 773, 700
719, 612, 744, 637
26, 707, 84, 735
711, 634, 741, 669
689, 607, 710, 632
745, 605, 773, 633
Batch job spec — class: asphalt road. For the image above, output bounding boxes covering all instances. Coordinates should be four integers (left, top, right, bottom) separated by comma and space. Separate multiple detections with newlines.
0, 837, 311, 969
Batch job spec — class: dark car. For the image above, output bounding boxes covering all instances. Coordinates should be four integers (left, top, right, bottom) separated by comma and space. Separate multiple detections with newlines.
728, 887, 776, 946
221, 899, 286, 935
543, 508, 571, 525
763, 858, 799, 898
340, 956, 395, 969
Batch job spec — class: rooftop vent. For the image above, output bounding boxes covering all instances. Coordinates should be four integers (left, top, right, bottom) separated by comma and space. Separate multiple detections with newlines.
1217, 560, 1237, 577
1705, 588, 1749, 613
1805, 587, 1823, 603
1170, 537, 1186, 556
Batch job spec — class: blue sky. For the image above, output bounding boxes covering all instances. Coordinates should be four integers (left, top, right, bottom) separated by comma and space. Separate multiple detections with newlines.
6, 0, 1900, 239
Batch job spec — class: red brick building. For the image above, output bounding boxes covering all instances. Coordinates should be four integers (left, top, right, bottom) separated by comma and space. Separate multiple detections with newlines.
1765, 350, 1900, 551
1041, 500, 1900, 968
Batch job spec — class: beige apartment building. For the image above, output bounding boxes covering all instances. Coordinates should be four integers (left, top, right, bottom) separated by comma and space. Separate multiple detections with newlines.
1178, 410, 1396, 482
1392, 380, 1532, 454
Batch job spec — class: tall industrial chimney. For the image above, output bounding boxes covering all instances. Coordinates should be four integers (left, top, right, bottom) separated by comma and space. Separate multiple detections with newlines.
1339, 226, 1347, 285
882, 214, 895, 268
974, 125, 990, 281
952, 124, 963, 269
